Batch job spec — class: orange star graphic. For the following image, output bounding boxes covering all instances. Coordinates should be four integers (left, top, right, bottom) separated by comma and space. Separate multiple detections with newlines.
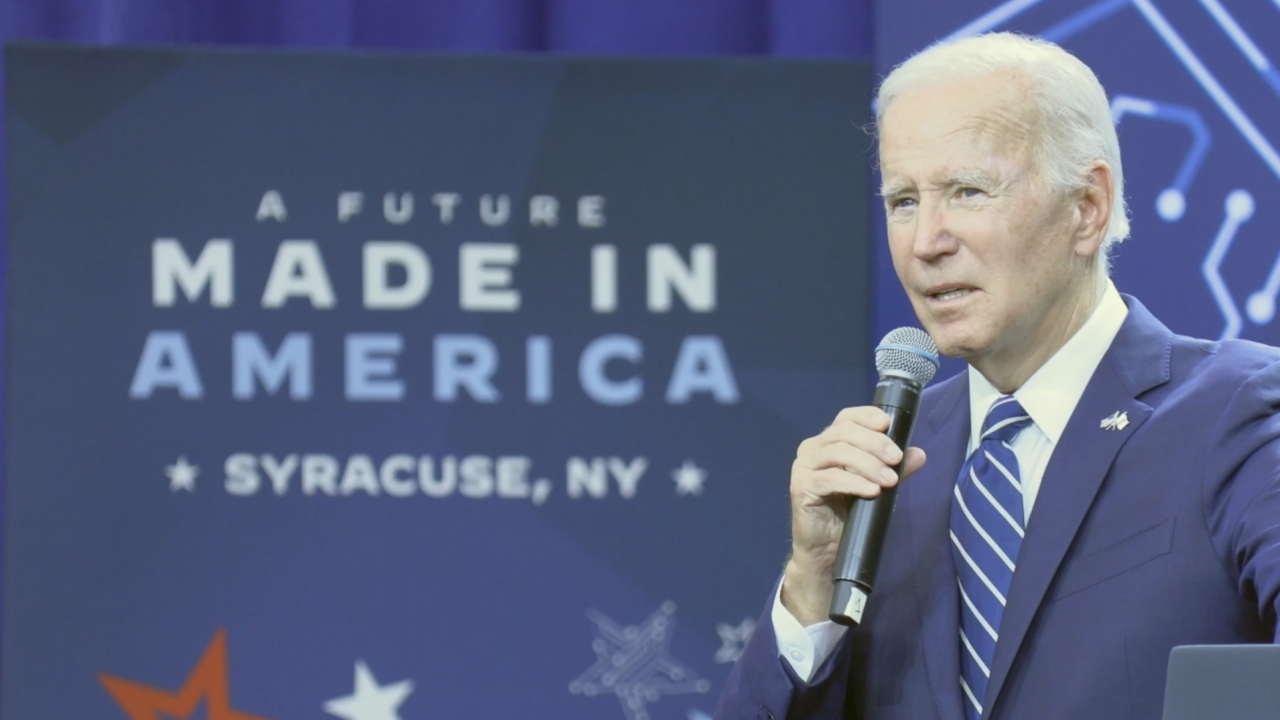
98, 628, 279, 720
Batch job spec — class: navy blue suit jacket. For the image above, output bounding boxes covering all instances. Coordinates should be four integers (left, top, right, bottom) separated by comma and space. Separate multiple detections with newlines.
718, 297, 1280, 720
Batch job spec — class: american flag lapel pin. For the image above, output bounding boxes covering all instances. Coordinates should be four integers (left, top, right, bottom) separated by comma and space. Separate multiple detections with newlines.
1100, 411, 1130, 431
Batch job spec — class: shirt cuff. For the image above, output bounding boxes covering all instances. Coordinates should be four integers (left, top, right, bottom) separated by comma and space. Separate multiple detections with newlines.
770, 575, 849, 682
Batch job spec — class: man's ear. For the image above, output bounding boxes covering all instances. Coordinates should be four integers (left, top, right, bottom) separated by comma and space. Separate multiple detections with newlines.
1074, 162, 1114, 259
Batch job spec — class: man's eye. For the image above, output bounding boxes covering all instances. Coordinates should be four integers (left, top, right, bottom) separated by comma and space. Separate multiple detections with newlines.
959, 187, 985, 199
891, 197, 917, 209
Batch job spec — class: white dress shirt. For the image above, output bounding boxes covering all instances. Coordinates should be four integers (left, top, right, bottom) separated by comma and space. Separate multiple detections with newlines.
772, 282, 1129, 682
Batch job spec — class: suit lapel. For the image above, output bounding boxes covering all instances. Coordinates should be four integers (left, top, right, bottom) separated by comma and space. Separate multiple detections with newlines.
981, 297, 1172, 715
908, 374, 970, 720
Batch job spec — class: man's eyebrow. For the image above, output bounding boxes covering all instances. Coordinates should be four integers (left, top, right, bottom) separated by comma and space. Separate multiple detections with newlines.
879, 181, 911, 197
880, 170, 1008, 198
945, 170, 1002, 188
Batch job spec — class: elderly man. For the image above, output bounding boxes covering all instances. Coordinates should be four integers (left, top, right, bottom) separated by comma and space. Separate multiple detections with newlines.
716, 32, 1280, 720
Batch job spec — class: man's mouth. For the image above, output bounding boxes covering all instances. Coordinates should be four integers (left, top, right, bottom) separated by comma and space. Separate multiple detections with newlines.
926, 286, 974, 302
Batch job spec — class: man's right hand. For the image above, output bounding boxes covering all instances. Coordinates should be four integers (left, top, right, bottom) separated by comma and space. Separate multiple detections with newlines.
781, 406, 927, 626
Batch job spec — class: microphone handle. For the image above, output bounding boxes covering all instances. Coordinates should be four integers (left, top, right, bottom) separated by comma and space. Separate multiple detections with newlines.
829, 377, 922, 625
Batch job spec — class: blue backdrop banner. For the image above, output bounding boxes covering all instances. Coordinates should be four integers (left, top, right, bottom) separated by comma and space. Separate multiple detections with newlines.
4, 45, 871, 720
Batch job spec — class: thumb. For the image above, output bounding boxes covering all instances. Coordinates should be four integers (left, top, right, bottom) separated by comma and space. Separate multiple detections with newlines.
899, 447, 927, 482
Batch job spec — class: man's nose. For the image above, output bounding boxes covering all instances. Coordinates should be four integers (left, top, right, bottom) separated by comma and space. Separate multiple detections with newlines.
912, 199, 959, 261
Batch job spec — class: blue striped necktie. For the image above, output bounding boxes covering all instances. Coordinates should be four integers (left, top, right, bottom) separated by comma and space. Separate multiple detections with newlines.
950, 395, 1033, 720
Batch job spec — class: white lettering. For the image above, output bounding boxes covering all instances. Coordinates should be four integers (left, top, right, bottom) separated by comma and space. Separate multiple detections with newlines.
459, 244, 520, 311
363, 241, 431, 309
380, 454, 417, 497
261, 454, 299, 495
648, 244, 716, 312
337, 192, 364, 222
262, 240, 336, 308
153, 239, 233, 307
256, 190, 287, 222
225, 454, 259, 496
384, 192, 414, 224
529, 195, 559, 226
591, 244, 617, 313
459, 455, 494, 498
339, 455, 380, 495
480, 194, 510, 226
578, 195, 606, 227
432, 193, 461, 224
567, 457, 607, 498
608, 457, 647, 498
302, 454, 339, 495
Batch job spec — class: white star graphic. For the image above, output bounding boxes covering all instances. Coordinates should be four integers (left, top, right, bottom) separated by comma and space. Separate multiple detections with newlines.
165, 456, 199, 492
672, 461, 706, 496
714, 617, 756, 663
324, 660, 414, 720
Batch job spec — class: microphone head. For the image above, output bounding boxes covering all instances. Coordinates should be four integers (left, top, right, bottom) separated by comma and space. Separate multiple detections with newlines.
875, 327, 940, 386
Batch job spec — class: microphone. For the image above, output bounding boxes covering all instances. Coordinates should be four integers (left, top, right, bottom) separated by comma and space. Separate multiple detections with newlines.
829, 327, 940, 625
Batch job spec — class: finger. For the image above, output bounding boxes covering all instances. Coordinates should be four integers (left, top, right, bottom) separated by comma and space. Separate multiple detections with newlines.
801, 443, 900, 488
812, 422, 903, 466
794, 466, 885, 502
830, 406, 891, 432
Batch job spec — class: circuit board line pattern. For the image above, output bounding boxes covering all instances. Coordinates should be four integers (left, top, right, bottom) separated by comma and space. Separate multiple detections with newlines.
948, 0, 1280, 181
942, 0, 1280, 340
1202, 190, 1255, 340
1246, 251, 1280, 326
1131, 0, 1280, 182
1198, 0, 1280, 100
1109, 95, 1211, 222
1041, 0, 1129, 43
950, 0, 1049, 40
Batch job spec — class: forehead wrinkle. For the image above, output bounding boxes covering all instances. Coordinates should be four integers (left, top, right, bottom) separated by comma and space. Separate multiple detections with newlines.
964, 102, 1038, 157
965, 110, 1029, 138
879, 90, 1038, 193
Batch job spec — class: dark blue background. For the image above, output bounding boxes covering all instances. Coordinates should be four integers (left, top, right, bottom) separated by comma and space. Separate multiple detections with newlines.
0, 0, 874, 585
5, 45, 871, 719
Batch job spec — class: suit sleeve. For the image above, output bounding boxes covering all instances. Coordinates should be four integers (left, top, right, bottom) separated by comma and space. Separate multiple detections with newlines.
715, 583, 855, 720
1203, 359, 1280, 639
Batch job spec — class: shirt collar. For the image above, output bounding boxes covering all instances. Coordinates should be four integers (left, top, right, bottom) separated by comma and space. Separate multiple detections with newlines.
967, 281, 1129, 448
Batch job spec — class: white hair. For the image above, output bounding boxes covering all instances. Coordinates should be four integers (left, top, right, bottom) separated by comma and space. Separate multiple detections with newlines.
877, 32, 1129, 262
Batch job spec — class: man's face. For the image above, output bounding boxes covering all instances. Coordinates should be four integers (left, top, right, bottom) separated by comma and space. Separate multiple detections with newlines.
879, 70, 1096, 384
